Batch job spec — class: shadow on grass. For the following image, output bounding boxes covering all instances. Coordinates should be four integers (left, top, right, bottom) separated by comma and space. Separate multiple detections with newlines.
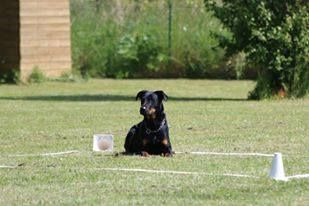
170, 96, 248, 101
0, 94, 133, 102
0, 94, 248, 102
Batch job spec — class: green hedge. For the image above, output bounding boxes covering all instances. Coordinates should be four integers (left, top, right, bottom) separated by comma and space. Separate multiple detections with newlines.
71, 0, 252, 79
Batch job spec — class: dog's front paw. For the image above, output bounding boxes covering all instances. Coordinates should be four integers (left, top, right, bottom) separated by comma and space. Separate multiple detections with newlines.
162, 152, 173, 157
141, 151, 150, 157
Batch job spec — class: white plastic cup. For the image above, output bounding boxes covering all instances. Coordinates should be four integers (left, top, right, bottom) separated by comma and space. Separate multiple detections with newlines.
93, 134, 114, 152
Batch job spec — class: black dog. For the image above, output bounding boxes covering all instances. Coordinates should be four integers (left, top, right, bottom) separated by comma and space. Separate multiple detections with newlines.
124, 90, 173, 156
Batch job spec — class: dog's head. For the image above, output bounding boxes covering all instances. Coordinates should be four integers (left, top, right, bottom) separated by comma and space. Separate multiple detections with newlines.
135, 90, 168, 119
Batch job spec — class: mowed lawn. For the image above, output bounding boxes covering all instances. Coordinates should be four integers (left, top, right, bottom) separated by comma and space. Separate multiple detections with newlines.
0, 79, 308, 205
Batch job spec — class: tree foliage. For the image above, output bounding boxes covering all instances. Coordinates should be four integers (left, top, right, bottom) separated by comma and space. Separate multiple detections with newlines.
71, 0, 233, 79
205, 0, 309, 99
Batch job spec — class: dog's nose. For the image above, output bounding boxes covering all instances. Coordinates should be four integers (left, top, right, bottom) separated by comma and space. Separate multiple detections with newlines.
140, 106, 146, 114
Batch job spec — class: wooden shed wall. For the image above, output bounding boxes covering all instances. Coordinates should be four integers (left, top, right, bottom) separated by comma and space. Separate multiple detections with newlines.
20, 0, 71, 78
0, 0, 20, 75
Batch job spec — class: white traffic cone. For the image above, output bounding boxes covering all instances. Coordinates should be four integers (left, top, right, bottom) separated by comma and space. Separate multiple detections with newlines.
269, 153, 288, 181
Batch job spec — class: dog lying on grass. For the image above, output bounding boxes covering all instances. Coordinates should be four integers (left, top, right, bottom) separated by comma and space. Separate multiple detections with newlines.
124, 90, 173, 157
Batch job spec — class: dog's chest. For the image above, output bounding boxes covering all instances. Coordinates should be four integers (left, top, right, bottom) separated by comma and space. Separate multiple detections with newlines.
144, 131, 164, 144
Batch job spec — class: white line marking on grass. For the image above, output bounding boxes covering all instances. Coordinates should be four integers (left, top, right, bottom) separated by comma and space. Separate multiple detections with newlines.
175, 151, 273, 157
0, 165, 17, 169
94, 167, 259, 178
287, 174, 309, 180
8, 150, 80, 157
6, 150, 273, 158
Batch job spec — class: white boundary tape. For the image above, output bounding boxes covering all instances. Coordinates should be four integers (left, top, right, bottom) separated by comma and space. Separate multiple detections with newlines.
5, 150, 274, 157
287, 174, 309, 180
7, 150, 79, 157
0, 165, 17, 169
94, 167, 259, 178
2, 150, 309, 180
175, 151, 273, 157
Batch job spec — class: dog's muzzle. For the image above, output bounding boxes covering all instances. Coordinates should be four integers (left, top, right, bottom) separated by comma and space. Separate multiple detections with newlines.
140, 106, 156, 117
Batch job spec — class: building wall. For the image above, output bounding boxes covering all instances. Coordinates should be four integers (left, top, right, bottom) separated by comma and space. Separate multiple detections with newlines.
0, 0, 20, 75
19, 0, 71, 79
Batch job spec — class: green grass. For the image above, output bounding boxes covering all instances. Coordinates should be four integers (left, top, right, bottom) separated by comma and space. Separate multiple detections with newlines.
0, 79, 308, 205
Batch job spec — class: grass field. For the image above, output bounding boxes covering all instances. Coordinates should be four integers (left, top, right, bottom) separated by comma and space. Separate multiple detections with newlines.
0, 79, 308, 205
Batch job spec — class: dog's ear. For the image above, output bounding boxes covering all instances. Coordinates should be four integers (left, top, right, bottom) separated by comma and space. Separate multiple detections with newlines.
135, 90, 148, 100
154, 90, 168, 102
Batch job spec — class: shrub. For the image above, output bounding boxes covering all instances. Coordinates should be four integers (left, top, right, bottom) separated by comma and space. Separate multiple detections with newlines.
106, 33, 166, 78
0, 69, 20, 84
28, 67, 46, 83
205, 0, 309, 98
71, 0, 233, 79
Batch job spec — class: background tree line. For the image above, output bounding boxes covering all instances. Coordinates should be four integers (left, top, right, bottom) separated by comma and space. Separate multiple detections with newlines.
71, 0, 308, 99
71, 0, 255, 80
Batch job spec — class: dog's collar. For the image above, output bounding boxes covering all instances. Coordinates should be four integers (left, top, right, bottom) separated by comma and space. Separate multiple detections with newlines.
145, 118, 166, 134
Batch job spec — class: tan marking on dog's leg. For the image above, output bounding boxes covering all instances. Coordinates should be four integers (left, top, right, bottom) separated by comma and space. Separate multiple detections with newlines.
162, 138, 169, 146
